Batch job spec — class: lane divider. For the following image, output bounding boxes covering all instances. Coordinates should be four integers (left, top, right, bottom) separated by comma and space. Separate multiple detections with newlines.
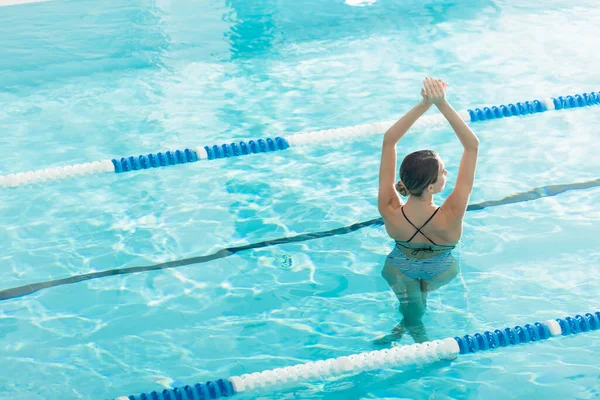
1, 91, 599, 188
2, 176, 599, 302
115, 311, 600, 400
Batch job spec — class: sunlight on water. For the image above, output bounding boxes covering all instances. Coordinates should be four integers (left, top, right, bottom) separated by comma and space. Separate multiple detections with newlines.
0, 0, 599, 399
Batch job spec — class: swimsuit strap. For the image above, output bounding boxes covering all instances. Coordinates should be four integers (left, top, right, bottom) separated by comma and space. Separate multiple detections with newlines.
401, 206, 440, 245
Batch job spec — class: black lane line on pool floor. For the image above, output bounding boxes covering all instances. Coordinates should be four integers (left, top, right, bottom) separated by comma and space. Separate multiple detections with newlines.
1, 178, 599, 302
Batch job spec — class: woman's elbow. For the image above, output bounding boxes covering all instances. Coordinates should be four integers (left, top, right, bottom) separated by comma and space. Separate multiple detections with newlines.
466, 138, 479, 151
382, 135, 397, 148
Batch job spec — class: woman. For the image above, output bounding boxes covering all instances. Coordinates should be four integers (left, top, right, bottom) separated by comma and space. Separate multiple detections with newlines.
375, 77, 479, 344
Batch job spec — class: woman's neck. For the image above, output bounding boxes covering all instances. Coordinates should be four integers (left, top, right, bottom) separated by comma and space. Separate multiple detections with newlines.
406, 193, 435, 207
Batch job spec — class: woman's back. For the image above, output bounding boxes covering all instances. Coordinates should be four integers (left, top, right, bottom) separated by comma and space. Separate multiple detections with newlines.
383, 202, 462, 249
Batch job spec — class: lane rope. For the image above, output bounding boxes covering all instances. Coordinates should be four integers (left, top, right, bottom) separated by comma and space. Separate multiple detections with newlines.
1, 91, 598, 188
115, 311, 600, 400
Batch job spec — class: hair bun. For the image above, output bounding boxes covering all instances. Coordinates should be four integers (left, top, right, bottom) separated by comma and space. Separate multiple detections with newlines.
395, 181, 409, 196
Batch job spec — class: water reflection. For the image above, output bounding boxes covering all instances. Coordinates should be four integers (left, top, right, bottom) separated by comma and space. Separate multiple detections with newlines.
222, 0, 497, 59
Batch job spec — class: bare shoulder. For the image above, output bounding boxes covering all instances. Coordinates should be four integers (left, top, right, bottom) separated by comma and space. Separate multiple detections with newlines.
436, 204, 464, 241
381, 206, 402, 228
381, 206, 408, 238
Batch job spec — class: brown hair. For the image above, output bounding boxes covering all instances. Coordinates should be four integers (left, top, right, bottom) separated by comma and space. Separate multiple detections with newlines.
395, 150, 440, 197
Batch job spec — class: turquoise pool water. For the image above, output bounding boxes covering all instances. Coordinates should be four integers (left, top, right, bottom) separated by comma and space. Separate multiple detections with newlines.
1, 0, 600, 398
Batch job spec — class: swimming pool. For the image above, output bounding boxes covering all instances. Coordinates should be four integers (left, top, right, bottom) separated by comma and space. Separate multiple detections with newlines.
1, 0, 600, 398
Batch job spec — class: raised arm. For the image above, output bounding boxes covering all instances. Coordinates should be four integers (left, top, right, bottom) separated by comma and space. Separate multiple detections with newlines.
378, 93, 431, 217
424, 78, 480, 220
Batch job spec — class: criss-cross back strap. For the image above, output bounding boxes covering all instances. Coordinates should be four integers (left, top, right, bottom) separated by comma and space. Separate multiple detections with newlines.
401, 206, 440, 245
